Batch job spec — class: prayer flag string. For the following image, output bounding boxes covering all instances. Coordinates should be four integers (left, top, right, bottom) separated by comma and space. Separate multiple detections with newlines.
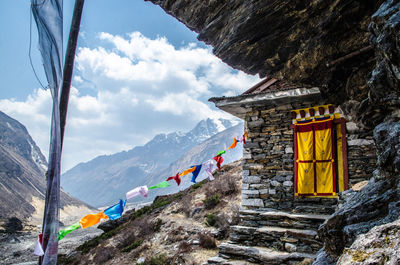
34, 131, 246, 250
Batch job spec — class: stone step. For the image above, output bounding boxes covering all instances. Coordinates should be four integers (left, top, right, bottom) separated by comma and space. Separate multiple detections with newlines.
229, 225, 322, 254
217, 242, 315, 265
240, 209, 329, 229
206, 256, 257, 265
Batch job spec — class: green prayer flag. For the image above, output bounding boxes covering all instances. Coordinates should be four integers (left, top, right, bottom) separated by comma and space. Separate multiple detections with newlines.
58, 222, 80, 241
149, 181, 170, 190
216, 150, 226, 156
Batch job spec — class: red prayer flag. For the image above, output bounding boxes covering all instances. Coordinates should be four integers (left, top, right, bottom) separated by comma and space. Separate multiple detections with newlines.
166, 173, 181, 186
213, 156, 224, 170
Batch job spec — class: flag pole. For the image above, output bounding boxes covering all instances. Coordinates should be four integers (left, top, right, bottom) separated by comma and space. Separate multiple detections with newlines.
39, 0, 85, 264
60, 0, 85, 148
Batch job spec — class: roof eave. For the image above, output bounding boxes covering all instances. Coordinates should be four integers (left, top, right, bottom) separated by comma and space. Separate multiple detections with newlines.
209, 87, 321, 119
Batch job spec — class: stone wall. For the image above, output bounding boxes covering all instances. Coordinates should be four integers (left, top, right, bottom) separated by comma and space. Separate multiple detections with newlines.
241, 102, 377, 214
346, 122, 377, 186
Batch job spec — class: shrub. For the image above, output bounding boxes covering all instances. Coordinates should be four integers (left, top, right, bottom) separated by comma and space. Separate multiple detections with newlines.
122, 239, 143, 253
153, 218, 162, 232
5, 217, 23, 233
152, 198, 170, 209
205, 213, 218, 227
134, 218, 155, 236
118, 231, 137, 249
178, 241, 192, 253
213, 175, 238, 196
77, 225, 122, 253
173, 193, 184, 200
179, 194, 193, 217
203, 194, 220, 209
191, 182, 203, 190
93, 247, 115, 263
223, 175, 238, 195
198, 232, 217, 249
139, 254, 168, 265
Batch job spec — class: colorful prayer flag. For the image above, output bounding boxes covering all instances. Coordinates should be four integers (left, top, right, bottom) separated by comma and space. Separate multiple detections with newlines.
190, 164, 202, 183
227, 138, 238, 150
58, 222, 80, 241
216, 150, 226, 156
167, 173, 181, 186
179, 166, 196, 177
33, 234, 44, 256
79, 211, 108, 229
203, 160, 215, 181
126, 186, 149, 199
213, 155, 224, 170
104, 199, 126, 220
149, 181, 170, 190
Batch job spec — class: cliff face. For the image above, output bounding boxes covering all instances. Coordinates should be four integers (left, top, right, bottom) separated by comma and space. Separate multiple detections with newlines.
0, 111, 93, 228
147, 0, 382, 105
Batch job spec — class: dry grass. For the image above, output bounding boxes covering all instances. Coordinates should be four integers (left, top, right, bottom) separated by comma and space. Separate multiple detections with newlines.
199, 232, 217, 249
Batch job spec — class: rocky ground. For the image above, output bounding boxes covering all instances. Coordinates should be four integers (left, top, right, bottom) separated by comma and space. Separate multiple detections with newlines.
57, 160, 242, 265
0, 226, 102, 265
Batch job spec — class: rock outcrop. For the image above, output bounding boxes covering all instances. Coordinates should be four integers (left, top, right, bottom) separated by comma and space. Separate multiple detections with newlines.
146, 0, 382, 105
316, 2, 400, 263
336, 217, 400, 264
363, 0, 400, 128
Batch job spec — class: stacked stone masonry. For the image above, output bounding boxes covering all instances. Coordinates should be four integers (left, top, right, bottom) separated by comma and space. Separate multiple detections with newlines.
241, 102, 377, 214
206, 209, 329, 265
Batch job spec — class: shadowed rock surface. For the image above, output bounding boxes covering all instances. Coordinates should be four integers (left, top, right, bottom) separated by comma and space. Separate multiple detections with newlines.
146, 0, 382, 106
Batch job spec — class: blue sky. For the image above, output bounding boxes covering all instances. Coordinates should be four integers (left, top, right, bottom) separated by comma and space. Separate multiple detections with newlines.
0, 0, 260, 171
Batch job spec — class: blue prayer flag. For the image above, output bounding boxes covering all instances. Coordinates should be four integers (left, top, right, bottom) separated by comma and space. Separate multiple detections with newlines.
191, 164, 202, 183
104, 199, 126, 220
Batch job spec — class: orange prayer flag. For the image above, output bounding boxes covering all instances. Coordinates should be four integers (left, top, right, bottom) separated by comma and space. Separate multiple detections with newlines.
227, 138, 238, 150
79, 211, 108, 229
179, 166, 196, 177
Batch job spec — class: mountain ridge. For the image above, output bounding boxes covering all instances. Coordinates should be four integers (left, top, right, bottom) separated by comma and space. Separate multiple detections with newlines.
61, 118, 242, 207
0, 111, 94, 228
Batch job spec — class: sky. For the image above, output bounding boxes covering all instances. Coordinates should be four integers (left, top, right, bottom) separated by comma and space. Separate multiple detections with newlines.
0, 0, 260, 172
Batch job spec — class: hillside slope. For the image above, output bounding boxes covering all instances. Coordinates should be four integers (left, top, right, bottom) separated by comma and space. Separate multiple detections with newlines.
142, 124, 243, 202
59, 161, 242, 265
0, 111, 94, 228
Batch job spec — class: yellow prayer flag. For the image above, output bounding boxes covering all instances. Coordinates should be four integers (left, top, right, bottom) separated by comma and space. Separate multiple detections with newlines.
79, 211, 108, 229
179, 166, 196, 177
227, 138, 237, 150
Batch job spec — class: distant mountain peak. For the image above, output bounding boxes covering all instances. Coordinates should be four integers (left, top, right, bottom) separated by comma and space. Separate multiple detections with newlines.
62, 118, 241, 207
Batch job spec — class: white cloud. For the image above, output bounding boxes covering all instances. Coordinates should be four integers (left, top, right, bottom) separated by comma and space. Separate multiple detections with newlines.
0, 89, 52, 156
0, 32, 260, 171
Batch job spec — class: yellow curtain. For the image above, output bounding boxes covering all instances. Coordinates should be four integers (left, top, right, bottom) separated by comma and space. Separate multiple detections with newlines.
295, 118, 338, 197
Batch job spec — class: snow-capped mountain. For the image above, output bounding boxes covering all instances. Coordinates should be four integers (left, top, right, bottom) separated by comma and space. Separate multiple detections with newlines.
61, 118, 240, 207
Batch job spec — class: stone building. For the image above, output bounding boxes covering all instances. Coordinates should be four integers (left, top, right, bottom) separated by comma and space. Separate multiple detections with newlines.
206, 78, 377, 264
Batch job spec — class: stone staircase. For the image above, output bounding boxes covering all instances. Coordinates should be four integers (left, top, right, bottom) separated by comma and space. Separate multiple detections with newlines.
206, 209, 331, 265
